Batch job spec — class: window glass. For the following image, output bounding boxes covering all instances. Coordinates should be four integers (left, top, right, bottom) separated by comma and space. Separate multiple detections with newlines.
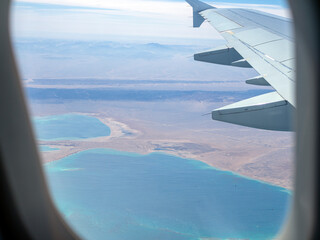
10, 0, 294, 239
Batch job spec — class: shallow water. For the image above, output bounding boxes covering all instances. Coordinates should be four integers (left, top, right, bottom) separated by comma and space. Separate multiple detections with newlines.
45, 148, 291, 240
33, 114, 111, 140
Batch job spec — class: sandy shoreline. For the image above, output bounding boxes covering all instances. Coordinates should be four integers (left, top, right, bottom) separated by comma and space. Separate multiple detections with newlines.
39, 112, 293, 190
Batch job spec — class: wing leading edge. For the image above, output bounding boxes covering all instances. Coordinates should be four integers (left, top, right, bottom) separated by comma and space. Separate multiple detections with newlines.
185, 0, 295, 131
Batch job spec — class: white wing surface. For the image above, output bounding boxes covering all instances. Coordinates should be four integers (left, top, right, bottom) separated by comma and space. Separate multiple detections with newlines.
185, 0, 295, 131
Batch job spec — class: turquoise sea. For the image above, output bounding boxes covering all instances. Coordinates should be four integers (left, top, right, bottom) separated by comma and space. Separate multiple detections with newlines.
33, 114, 111, 141
45, 149, 291, 240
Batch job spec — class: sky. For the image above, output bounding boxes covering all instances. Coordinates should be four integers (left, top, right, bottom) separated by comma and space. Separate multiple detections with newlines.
10, 0, 291, 43
10, 0, 291, 83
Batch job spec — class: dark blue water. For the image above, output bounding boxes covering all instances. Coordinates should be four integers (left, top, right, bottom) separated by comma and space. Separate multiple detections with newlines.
33, 114, 111, 140
45, 149, 290, 240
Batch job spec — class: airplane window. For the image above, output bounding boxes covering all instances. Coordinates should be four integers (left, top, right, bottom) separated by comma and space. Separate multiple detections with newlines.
10, 0, 294, 239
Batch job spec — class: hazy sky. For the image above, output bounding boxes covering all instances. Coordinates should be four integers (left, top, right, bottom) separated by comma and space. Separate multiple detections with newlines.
10, 0, 290, 43
11, 0, 290, 82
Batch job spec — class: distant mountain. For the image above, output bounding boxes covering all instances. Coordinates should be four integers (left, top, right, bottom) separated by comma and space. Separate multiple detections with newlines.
13, 39, 199, 59
13, 37, 255, 83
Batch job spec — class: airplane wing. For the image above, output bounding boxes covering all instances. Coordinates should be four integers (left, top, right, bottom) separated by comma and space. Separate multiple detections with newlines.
185, 0, 295, 131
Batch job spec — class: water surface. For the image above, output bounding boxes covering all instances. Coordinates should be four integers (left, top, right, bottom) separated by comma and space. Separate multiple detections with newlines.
33, 114, 111, 141
45, 149, 290, 240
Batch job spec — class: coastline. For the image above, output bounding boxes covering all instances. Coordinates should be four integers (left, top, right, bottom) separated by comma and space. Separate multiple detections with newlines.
46, 147, 292, 195
38, 112, 293, 190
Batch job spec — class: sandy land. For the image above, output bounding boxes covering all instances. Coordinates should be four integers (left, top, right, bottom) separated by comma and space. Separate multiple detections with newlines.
39, 112, 294, 189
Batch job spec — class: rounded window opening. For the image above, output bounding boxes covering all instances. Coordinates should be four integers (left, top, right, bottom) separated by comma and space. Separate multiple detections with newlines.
10, 0, 295, 239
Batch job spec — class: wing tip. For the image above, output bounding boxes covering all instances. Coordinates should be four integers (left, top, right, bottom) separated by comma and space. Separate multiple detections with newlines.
185, 0, 216, 11
185, 0, 215, 27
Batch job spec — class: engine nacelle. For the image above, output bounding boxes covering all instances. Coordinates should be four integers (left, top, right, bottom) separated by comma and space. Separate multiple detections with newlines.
194, 45, 251, 68
212, 92, 294, 131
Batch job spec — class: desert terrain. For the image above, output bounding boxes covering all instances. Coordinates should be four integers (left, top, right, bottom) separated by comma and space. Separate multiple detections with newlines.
29, 93, 294, 190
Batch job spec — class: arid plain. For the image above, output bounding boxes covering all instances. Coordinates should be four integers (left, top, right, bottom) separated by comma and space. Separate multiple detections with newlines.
26, 83, 294, 190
